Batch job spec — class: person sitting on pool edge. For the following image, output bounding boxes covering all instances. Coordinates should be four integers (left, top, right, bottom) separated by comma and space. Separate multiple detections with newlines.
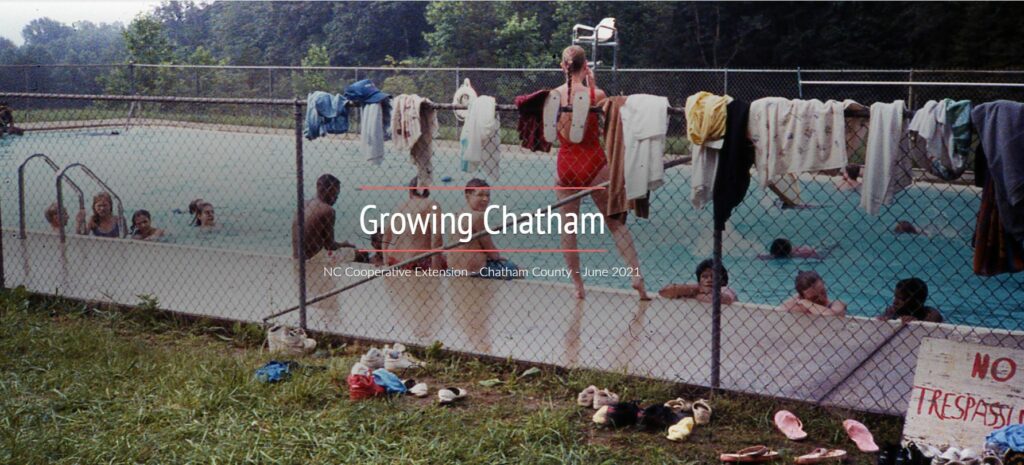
76, 192, 125, 238
129, 209, 165, 241
758, 238, 835, 260
876, 277, 943, 323
188, 198, 217, 230
44, 202, 84, 234
779, 270, 847, 317
382, 176, 446, 271
293, 174, 356, 260
659, 259, 737, 304
833, 164, 862, 191
446, 178, 520, 279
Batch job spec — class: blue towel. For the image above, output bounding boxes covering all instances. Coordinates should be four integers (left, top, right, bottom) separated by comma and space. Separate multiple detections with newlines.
372, 368, 407, 394
988, 424, 1024, 453
304, 91, 349, 140
255, 361, 296, 383
344, 79, 392, 140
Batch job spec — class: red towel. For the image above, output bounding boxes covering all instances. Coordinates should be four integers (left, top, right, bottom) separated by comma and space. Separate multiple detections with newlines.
514, 89, 552, 152
974, 179, 1024, 276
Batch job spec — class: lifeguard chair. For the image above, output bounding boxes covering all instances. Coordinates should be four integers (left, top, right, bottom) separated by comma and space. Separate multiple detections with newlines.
572, 17, 619, 70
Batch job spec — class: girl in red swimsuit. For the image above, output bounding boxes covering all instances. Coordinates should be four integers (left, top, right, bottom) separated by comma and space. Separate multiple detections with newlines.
555, 45, 648, 300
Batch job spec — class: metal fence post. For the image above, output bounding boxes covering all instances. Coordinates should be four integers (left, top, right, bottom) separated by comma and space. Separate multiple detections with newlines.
269, 68, 274, 98
796, 66, 803, 99
723, 68, 729, 95
1, 191, 5, 290
128, 61, 136, 95
294, 100, 308, 330
908, 69, 915, 110
194, 69, 200, 96
710, 227, 723, 390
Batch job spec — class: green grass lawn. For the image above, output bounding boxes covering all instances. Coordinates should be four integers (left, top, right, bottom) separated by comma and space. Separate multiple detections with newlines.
0, 289, 900, 464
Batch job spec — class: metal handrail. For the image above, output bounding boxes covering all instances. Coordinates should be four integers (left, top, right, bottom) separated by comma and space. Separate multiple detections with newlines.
17, 154, 86, 239
54, 163, 128, 242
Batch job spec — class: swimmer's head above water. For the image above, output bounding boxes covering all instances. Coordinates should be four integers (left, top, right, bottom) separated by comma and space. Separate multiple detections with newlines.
769, 238, 793, 258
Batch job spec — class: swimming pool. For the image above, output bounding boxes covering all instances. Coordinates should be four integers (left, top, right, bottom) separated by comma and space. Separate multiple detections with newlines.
1, 125, 1020, 328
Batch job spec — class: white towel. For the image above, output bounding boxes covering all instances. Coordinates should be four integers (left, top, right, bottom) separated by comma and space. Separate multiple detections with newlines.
907, 99, 952, 173
361, 103, 385, 165
459, 96, 501, 181
621, 94, 669, 200
861, 100, 913, 215
748, 98, 857, 188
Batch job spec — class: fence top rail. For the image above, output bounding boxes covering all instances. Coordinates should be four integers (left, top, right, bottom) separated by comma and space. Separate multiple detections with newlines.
802, 80, 1024, 88
4, 63, 1024, 74
0, 92, 302, 106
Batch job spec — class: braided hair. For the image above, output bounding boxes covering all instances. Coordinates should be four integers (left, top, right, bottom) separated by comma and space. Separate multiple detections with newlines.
561, 45, 586, 109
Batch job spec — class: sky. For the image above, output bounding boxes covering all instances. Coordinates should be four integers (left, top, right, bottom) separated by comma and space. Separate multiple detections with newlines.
0, 1, 163, 45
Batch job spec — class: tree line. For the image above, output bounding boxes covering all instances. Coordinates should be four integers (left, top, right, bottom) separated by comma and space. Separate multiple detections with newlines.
1, 1, 1022, 95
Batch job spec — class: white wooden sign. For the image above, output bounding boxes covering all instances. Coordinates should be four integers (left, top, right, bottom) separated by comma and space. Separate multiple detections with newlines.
903, 338, 1024, 448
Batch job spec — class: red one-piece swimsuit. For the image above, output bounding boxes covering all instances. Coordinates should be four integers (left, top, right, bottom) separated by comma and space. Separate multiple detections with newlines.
556, 85, 606, 187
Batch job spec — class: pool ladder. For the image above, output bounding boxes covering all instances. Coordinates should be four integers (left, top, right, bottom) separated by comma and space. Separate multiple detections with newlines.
16, 154, 128, 242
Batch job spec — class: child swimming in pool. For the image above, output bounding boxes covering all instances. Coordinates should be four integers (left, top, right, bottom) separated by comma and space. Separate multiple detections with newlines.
778, 270, 847, 317
446, 178, 518, 278
130, 209, 165, 241
553, 45, 648, 300
77, 192, 125, 238
44, 202, 84, 234
659, 259, 737, 305
876, 277, 943, 323
189, 198, 217, 231
758, 238, 837, 260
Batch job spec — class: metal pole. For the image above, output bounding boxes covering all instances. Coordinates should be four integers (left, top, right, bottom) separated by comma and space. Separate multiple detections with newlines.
128, 61, 136, 96
723, 69, 729, 95
907, 69, 915, 110
796, 67, 803, 99
194, 69, 200, 96
269, 68, 274, 98
293, 100, 307, 330
710, 227, 723, 390
0, 189, 5, 290
17, 168, 26, 239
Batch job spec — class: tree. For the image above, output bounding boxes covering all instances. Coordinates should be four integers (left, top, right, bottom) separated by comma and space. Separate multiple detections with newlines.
296, 44, 330, 95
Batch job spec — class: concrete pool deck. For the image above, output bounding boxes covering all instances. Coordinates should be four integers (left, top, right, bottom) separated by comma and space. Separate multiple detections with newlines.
4, 228, 1023, 415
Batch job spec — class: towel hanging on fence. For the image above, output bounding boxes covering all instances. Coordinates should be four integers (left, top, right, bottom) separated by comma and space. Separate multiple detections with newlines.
460, 95, 501, 181
514, 89, 552, 153
908, 99, 971, 181
972, 100, 1024, 244
712, 99, 755, 231
361, 103, 385, 165
391, 94, 439, 189
620, 94, 669, 201
747, 97, 860, 188
861, 100, 913, 215
686, 92, 732, 209
344, 79, 392, 139
601, 95, 648, 218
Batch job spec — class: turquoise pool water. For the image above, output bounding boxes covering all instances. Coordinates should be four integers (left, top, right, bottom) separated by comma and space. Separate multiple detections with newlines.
1, 126, 1021, 328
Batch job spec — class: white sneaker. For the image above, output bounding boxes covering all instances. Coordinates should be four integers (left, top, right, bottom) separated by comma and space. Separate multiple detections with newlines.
360, 348, 385, 370
350, 362, 371, 376
409, 382, 428, 398
266, 325, 317, 355
438, 387, 467, 405
383, 344, 423, 370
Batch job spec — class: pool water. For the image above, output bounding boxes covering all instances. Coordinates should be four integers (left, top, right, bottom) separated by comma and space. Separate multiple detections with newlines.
1, 126, 1021, 328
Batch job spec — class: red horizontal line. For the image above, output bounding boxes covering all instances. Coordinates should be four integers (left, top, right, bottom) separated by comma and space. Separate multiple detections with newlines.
358, 249, 607, 253
358, 186, 604, 191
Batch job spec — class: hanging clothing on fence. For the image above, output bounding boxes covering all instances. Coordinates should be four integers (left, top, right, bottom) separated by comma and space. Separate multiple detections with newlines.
514, 89, 552, 152
747, 97, 859, 188
344, 79, 392, 138
861, 100, 914, 215
685, 92, 733, 209
460, 95, 501, 181
391, 94, 439, 189
620, 94, 669, 200
361, 103, 385, 165
972, 100, 1024, 244
908, 99, 970, 181
945, 99, 973, 178
601, 96, 648, 218
974, 176, 1024, 276
304, 91, 348, 140
712, 99, 754, 231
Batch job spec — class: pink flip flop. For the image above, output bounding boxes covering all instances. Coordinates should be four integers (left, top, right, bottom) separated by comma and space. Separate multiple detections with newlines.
774, 410, 808, 441
843, 419, 879, 452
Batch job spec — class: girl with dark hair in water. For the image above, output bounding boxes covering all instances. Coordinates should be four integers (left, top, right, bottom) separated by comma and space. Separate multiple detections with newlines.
130, 209, 165, 241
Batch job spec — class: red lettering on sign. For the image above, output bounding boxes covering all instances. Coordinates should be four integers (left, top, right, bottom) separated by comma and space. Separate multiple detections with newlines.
928, 388, 943, 417
973, 353, 991, 379
915, 386, 931, 415
991, 357, 1017, 383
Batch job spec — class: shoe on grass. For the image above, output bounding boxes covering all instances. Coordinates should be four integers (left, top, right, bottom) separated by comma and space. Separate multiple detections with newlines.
438, 387, 467, 405
666, 417, 695, 441
592, 388, 619, 410
692, 399, 712, 425
267, 325, 317, 355
360, 348, 385, 370
577, 385, 598, 407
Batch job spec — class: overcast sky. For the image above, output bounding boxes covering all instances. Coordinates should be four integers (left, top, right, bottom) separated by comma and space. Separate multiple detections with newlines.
0, 1, 163, 45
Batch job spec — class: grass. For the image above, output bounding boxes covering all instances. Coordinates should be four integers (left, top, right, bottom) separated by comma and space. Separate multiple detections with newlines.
0, 288, 901, 464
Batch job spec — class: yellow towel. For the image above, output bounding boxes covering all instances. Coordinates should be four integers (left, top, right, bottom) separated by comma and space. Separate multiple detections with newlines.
685, 91, 732, 145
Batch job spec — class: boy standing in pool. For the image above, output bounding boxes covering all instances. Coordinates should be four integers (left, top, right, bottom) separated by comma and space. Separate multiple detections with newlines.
446, 179, 518, 277
294, 174, 355, 260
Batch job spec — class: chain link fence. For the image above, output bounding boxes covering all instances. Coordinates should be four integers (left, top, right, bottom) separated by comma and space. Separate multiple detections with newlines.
1, 67, 1022, 416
